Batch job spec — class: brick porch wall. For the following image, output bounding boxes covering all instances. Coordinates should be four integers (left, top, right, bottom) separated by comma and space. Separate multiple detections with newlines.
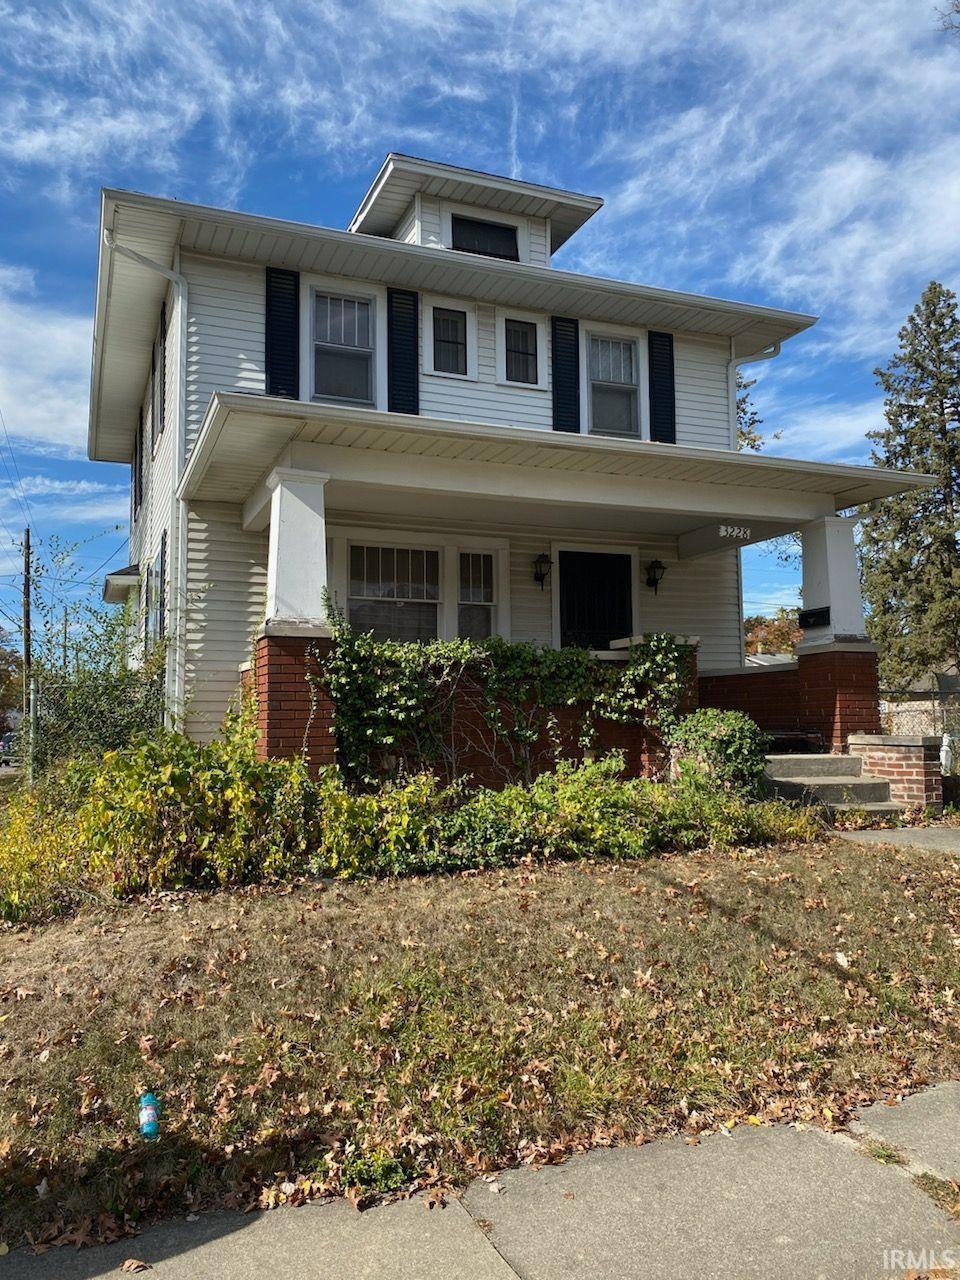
251, 635, 697, 782
253, 634, 336, 766
847, 735, 943, 812
698, 646, 882, 752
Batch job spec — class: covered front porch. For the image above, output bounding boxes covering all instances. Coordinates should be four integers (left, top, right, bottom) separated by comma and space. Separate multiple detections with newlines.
178, 393, 932, 767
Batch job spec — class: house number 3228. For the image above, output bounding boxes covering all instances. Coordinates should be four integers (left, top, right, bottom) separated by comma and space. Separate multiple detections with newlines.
719, 524, 751, 539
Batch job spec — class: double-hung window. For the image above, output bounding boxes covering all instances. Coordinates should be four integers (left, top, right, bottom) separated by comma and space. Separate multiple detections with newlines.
432, 307, 467, 376
345, 543, 498, 642
313, 292, 374, 405
589, 336, 639, 436
349, 545, 440, 641
504, 319, 537, 385
458, 552, 495, 639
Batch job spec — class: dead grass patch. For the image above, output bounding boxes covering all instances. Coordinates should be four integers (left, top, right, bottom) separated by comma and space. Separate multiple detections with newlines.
1, 836, 958, 1249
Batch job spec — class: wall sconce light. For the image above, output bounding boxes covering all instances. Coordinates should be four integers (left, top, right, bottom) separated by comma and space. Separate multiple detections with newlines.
645, 559, 667, 594
533, 553, 552, 591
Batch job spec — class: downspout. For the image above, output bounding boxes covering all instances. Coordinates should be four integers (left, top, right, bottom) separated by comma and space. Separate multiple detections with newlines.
102, 229, 189, 727
727, 338, 781, 665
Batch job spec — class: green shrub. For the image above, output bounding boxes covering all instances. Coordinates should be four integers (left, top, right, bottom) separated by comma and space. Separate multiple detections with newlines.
310, 770, 450, 878
81, 711, 317, 893
669, 708, 770, 795
0, 761, 96, 921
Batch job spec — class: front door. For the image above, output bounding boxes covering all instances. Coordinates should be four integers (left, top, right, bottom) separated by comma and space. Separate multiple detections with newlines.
558, 550, 633, 650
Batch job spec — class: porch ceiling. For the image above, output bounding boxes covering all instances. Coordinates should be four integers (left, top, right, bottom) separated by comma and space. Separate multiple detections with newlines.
180, 394, 935, 547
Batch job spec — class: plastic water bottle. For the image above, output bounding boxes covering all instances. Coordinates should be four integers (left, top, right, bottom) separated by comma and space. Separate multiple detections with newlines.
138, 1091, 160, 1141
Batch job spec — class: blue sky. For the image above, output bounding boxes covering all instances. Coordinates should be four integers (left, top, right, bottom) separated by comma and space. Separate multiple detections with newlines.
0, 0, 958, 642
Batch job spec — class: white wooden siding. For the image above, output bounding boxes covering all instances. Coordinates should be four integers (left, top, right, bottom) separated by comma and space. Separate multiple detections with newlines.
392, 199, 418, 244
419, 301, 554, 429
674, 334, 731, 450
527, 217, 550, 267
419, 195, 443, 248
183, 253, 265, 454
130, 279, 177, 598
183, 500, 268, 742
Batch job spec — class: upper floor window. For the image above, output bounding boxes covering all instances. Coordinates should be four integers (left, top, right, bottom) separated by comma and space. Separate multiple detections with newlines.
504, 319, 538, 385
313, 291, 374, 405
589, 335, 639, 437
451, 215, 519, 261
433, 307, 467, 376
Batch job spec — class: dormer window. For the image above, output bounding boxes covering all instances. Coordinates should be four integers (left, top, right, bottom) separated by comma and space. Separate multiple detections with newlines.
450, 215, 519, 261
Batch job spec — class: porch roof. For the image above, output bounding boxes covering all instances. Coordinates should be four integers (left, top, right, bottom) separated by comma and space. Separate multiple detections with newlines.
179, 394, 934, 545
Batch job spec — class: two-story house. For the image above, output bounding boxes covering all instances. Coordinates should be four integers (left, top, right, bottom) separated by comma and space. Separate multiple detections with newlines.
89, 153, 932, 769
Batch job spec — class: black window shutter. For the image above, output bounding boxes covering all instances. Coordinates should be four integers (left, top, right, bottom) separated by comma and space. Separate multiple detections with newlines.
158, 531, 167, 640
157, 301, 167, 436
387, 288, 419, 414
551, 316, 580, 432
150, 343, 157, 452
648, 331, 676, 443
265, 267, 301, 399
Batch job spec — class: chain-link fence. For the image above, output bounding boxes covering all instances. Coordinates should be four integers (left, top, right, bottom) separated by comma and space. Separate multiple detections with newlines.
881, 675, 960, 742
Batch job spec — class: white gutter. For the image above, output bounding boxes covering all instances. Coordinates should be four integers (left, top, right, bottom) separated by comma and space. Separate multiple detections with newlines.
102, 229, 189, 727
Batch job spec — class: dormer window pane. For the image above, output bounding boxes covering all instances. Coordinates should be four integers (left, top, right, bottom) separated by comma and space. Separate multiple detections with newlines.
590, 336, 639, 437
314, 292, 374, 405
433, 307, 467, 375
505, 319, 538, 384
451, 215, 519, 261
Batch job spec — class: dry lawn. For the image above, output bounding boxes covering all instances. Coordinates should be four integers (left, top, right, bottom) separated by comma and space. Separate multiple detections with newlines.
1, 836, 958, 1250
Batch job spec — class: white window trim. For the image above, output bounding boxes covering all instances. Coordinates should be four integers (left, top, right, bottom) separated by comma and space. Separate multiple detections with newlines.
495, 308, 549, 391
422, 294, 478, 382
440, 200, 531, 264
549, 541, 642, 655
299, 272, 388, 411
580, 322, 649, 440
327, 527, 510, 640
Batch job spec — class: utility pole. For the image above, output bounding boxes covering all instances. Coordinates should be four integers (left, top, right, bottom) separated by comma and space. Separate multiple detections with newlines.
22, 526, 30, 718
62, 606, 68, 668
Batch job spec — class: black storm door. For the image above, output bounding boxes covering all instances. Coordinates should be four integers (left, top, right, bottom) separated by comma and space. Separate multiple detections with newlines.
558, 551, 633, 650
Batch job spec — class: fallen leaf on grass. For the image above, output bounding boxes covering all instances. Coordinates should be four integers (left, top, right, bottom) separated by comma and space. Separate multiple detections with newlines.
0, 1242, 8, 1256
120, 1261, 152, 1273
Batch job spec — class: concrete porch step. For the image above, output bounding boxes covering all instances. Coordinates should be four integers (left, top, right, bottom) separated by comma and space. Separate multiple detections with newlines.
764, 753, 863, 779
768, 775, 892, 805
827, 800, 906, 820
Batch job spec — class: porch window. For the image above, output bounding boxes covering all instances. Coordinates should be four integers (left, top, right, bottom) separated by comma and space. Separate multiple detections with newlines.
458, 551, 495, 639
348, 544, 440, 640
589, 336, 639, 437
313, 292, 374, 405
432, 307, 468, 376
504, 319, 538, 384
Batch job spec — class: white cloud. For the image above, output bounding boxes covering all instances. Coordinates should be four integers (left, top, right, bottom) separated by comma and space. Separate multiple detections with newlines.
0, 286, 90, 457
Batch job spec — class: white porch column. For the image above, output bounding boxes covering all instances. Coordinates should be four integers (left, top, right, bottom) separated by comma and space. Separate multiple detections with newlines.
797, 515, 868, 649
264, 467, 331, 632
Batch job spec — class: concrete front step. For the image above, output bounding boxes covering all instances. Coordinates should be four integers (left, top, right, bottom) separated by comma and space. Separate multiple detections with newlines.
827, 800, 906, 819
765, 753, 863, 780
769, 775, 892, 805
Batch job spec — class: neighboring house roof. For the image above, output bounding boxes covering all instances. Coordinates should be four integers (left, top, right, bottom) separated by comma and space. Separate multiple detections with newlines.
89, 187, 818, 463
102, 563, 140, 602
348, 153, 605, 251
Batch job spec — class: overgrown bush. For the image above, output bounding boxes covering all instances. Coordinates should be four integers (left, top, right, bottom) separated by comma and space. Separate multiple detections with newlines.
80, 710, 317, 893
669, 708, 770, 795
0, 729, 820, 924
320, 610, 695, 784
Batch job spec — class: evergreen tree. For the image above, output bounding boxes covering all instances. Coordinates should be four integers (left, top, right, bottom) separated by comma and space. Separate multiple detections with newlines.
860, 280, 960, 689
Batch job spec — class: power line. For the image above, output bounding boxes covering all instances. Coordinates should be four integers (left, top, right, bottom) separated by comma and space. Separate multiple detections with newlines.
0, 401, 32, 530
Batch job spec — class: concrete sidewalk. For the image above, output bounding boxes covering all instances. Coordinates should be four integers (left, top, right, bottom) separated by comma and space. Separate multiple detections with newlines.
6, 1085, 959, 1280
838, 824, 960, 852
